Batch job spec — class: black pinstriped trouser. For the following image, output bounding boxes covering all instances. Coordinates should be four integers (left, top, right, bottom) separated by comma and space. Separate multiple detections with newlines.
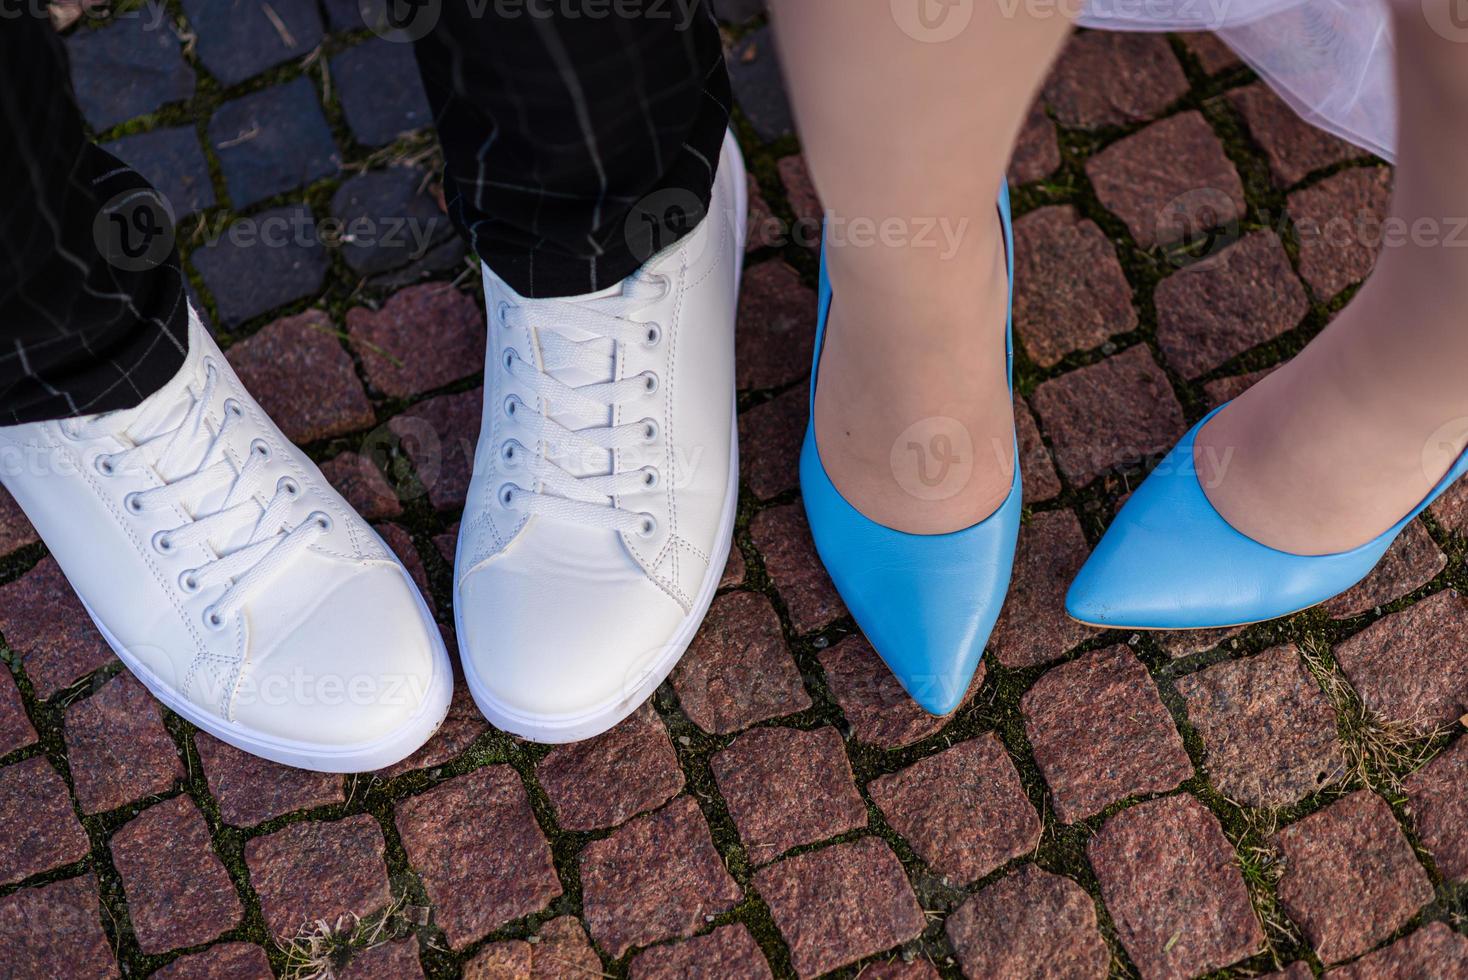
0, 0, 729, 425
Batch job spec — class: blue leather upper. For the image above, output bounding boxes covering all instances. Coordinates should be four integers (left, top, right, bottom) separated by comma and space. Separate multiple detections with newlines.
799, 184, 1020, 715
1066, 405, 1468, 629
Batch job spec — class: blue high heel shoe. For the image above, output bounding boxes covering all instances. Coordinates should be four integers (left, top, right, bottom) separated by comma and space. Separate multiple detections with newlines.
799, 184, 1020, 715
1066, 404, 1468, 629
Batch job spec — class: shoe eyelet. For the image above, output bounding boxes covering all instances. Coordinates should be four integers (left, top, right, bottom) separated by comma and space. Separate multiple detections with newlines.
224, 398, 244, 419
153, 531, 174, 554
179, 570, 200, 593
642, 467, 660, 489
636, 514, 658, 538
503, 395, 520, 418
59, 422, 82, 442
500, 440, 522, 466
640, 419, 659, 444
497, 301, 512, 327
125, 492, 144, 514
94, 454, 115, 476
643, 323, 662, 347
277, 477, 300, 498
308, 511, 332, 532
498, 483, 519, 508
203, 607, 225, 630
503, 349, 517, 372
642, 372, 659, 394
251, 439, 271, 459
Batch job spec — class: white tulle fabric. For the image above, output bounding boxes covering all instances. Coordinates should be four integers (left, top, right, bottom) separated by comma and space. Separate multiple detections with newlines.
1080, 0, 1397, 160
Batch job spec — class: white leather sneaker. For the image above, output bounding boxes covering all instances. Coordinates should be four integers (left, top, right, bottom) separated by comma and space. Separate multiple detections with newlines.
454, 131, 747, 743
0, 310, 452, 772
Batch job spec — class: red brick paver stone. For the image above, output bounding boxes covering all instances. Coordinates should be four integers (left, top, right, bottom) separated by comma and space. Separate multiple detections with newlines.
537, 701, 684, 831
1089, 795, 1264, 979
151, 943, 273, 979
1288, 167, 1392, 301
673, 590, 810, 734
0, 875, 117, 979
1203, 367, 1275, 409
390, 386, 482, 510
720, 539, 746, 588
1086, 111, 1246, 249
991, 510, 1100, 669
1403, 736, 1468, 882
0, 755, 89, 885
1259, 964, 1312, 980
1155, 624, 1246, 659
1010, 102, 1061, 185
857, 958, 941, 979
712, 726, 865, 862
1274, 790, 1433, 963
194, 732, 344, 826
65, 672, 182, 813
818, 634, 980, 749
1176, 644, 1346, 807
1154, 231, 1309, 379
869, 734, 1040, 885
338, 937, 425, 979
1180, 32, 1241, 73
1330, 922, 1468, 979
0, 486, 38, 557
1029, 345, 1186, 487
463, 916, 599, 980
376, 675, 489, 778
346, 283, 484, 398
1042, 32, 1188, 130
1333, 589, 1468, 732
1429, 478, 1468, 535
580, 795, 742, 958
735, 261, 816, 390
754, 836, 924, 979
1016, 394, 1061, 503
1322, 520, 1444, 618
746, 173, 782, 252
629, 923, 772, 979
320, 451, 402, 520
946, 865, 1109, 980
396, 766, 560, 948
0, 556, 116, 697
1013, 205, 1137, 367
738, 385, 806, 500
1229, 82, 1364, 187
246, 814, 391, 940
1022, 645, 1192, 822
750, 504, 845, 633
375, 522, 434, 613
225, 309, 375, 443
112, 796, 242, 953
777, 155, 821, 248
0, 667, 36, 755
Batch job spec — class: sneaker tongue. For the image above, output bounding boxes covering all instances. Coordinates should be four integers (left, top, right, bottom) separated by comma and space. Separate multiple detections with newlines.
534, 283, 624, 482
121, 366, 265, 555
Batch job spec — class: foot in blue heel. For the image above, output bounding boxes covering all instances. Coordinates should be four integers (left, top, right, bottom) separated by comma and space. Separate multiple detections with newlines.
799, 185, 1021, 715
1066, 404, 1468, 630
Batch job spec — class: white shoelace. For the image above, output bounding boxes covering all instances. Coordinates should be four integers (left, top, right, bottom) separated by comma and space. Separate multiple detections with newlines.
66, 359, 327, 629
497, 273, 668, 537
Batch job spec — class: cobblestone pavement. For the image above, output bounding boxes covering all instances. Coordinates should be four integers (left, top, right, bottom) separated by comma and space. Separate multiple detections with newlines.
1, 5, 1465, 979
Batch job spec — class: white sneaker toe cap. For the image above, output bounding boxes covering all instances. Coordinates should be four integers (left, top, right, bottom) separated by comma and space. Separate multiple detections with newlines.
230, 564, 447, 751
456, 561, 685, 733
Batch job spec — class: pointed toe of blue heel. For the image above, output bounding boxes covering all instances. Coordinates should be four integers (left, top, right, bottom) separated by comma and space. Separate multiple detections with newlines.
1066, 406, 1468, 630
799, 184, 1019, 716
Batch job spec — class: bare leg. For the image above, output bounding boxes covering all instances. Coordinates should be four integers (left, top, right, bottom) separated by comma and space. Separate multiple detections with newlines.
769, 0, 1073, 534
1196, 2, 1468, 554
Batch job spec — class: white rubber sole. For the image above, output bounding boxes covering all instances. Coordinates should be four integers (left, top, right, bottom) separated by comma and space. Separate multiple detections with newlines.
78, 557, 454, 774
456, 133, 748, 744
